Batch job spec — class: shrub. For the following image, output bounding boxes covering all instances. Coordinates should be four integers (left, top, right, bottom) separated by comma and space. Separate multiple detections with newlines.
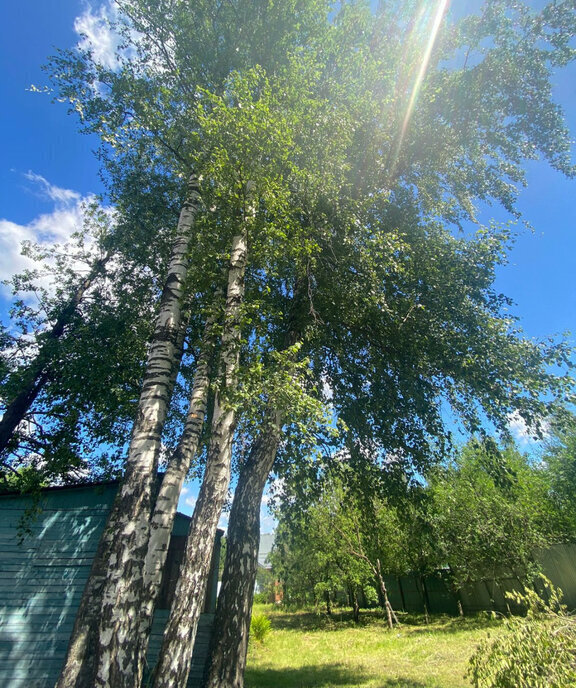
250, 612, 272, 644
468, 577, 576, 687
253, 592, 269, 604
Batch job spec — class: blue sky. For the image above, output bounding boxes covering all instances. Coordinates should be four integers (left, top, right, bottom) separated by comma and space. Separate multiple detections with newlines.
0, 1, 575, 524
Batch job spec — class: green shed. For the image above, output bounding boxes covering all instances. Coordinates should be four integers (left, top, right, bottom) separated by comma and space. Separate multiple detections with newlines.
0, 481, 220, 687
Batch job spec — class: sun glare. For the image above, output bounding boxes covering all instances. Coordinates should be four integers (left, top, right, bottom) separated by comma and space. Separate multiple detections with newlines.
389, 0, 451, 180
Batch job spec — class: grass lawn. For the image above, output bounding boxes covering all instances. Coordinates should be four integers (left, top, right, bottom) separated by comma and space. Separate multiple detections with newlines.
245, 605, 504, 688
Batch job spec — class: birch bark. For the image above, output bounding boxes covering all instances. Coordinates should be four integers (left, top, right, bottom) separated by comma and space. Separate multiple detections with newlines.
375, 558, 398, 629
152, 229, 248, 688
57, 174, 202, 688
134, 297, 221, 684
57, 297, 191, 688
203, 410, 283, 688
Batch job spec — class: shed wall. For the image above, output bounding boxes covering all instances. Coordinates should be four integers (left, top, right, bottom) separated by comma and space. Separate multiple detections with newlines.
0, 484, 117, 687
0, 484, 218, 688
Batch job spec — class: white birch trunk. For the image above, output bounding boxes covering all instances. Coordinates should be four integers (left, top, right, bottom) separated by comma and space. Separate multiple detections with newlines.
152, 230, 248, 688
57, 175, 203, 688
56, 300, 191, 688
134, 297, 221, 685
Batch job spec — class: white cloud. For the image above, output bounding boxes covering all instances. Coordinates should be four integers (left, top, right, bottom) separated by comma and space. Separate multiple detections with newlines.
74, 1, 175, 81
260, 513, 276, 532
0, 173, 97, 297
74, 2, 123, 70
218, 511, 230, 532
23, 172, 81, 206
507, 411, 549, 446
259, 477, 282, 532
264, 476, 285, 500
321, 374, 333, 401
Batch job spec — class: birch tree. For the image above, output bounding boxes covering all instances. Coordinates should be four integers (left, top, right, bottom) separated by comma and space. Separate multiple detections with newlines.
31, 1, 576, 686
51, 5, 336, 683
207, 1, 576, 682
134, 295, 221, 683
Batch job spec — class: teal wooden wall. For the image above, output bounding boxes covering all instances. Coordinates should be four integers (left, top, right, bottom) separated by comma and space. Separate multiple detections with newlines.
0, 483, 218, 688
0, 483, 118, 687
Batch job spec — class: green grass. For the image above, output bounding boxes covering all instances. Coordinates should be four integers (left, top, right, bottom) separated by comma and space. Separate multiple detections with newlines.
245, 605, 505, 688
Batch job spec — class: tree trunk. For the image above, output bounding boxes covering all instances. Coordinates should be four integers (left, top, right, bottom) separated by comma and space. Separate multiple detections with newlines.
57, 304, 191, 688
0, 253, 110, 458
397, 576, 406, 613
57, 175, 202, 688
446, 566, 465, 617
375, 559, 397, 630
325, 591, 332, 616
134, 296, 221, 684
152, 230, 248, 688
203, 411, 282, 688
417, 575, 430, 624
351, 586, 360, 624
483, 579, 496, 611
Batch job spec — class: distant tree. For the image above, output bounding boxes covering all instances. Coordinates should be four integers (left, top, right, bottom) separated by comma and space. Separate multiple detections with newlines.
540, 414, 576, 541
270, 487, 371, 614
271, 474, 411, 627
427, 439, 552, 597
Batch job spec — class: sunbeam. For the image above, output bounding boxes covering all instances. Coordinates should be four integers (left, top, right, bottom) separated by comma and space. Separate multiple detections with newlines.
388, 0, 451, 183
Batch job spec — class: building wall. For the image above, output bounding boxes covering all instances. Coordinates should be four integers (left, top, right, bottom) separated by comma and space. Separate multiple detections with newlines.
0, 483, 118, 687
0, 483, 220, 688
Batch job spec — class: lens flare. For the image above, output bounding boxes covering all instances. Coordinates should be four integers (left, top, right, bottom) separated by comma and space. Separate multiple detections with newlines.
388, 0, 451, 183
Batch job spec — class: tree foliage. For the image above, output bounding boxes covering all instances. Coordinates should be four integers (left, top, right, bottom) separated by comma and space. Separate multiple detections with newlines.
0, 204, 159, 480
427, 439, 552, 589
1, 0, 574, 685
271, 437, 575, 612
468, 577, 576, 688
540, 414, 576, 540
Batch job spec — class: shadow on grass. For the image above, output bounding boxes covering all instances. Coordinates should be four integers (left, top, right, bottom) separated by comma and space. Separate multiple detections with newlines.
245, 663, 371, 687
375, 681, 430, 688
246, 664, 431, 688
267, 608, 501, 635
399, 613, 502, 635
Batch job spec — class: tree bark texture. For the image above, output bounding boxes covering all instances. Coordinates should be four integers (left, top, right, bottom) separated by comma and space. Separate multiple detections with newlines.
0, 253, 110, 459
57, 175, 202, 688
397, 576, 407, 612
134, 298, 221, 684
57, 302, 191, 688
375, 559, 398, 630
203, 411, 282, 688
152, 230, 248, 688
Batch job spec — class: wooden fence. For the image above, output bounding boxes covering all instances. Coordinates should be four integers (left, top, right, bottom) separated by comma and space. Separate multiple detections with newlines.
383, 543, 576, 615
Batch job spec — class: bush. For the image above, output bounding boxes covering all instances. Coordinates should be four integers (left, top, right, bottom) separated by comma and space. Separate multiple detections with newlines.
253, 592, 269, 604
468, 577, 576, 687
250, 612, 272, 644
